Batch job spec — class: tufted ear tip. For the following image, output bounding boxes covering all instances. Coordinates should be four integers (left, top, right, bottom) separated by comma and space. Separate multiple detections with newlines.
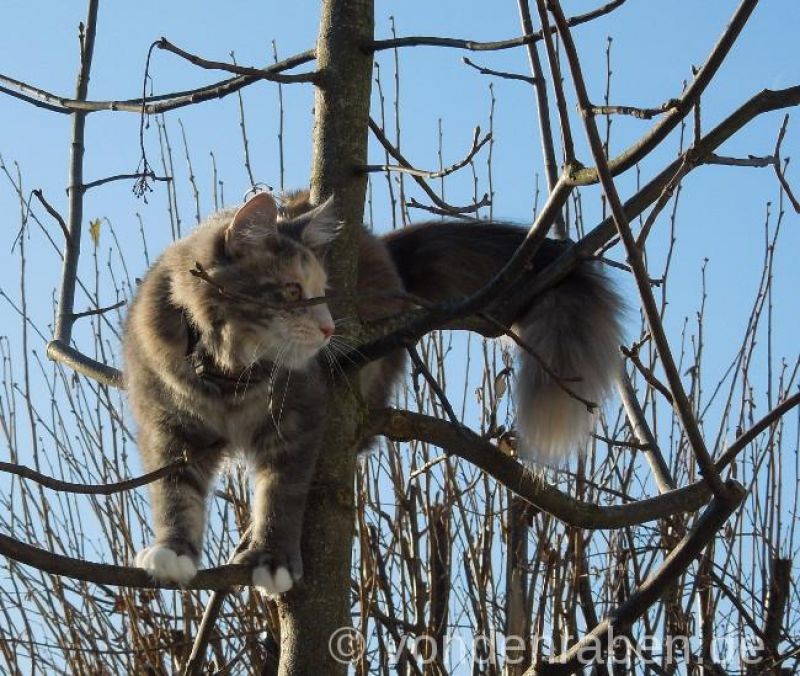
301, 195, 342, 250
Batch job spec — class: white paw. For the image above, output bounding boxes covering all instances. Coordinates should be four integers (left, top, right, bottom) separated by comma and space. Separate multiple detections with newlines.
136, 544, 197, 585
252, 565, 294, 595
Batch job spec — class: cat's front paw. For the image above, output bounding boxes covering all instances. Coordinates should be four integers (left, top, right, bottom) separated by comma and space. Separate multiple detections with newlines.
234, 548, 303, 596
136, 543, 198, 585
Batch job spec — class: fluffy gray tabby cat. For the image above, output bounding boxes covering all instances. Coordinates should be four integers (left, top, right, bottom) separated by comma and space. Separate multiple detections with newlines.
124, 190, 623, 593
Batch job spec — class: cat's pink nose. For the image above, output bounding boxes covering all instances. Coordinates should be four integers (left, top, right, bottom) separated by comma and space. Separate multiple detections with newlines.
320, 324, 335, 339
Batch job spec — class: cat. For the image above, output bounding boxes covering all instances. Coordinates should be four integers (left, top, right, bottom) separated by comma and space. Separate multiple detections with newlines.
125, 189, 623, 593
125, 191, 405, 593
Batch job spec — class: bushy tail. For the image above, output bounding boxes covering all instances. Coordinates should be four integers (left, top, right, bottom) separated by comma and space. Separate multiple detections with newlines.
514, 262, 624, 460
383, 221, 625, 461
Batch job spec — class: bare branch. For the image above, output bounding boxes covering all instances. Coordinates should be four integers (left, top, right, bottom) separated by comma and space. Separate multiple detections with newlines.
82, 172, 171, 191
407, 345, 464, 429
714, 391, 800, 471
621, 342, 674, 405
517, 0, 567, 237
568, 0, 762, 185
548, 0, 728, 498
616, 371, 676, 493
368, 407, 713, 529
772, 113, 800, 212
71, 300, 127, 321
636, 156, 690, 249
0, 532, 253, 590
462, 57, 537, 84
0, 457, 187, 496
703, 153, 773, 167
368, 0, 628, 53
183, 529, 252, 675
46, 340, 123, 388
530, 85, 800, 298
368, 118, 492, 214
534, 0, 576, 165
31, 189, 69, 240
590, 101, 677, 120
0, 50, 316, 115
527, 481, 745, 674
406, 195, 490, 216
360, 125, 491, 179
155, 37, 319, 84
52, 0, 99, 346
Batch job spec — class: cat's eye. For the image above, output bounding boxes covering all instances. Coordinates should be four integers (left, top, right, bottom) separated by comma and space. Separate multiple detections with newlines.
282, 283, 303, 303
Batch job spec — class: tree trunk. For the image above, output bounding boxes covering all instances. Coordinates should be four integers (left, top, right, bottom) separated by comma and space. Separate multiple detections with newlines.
276, 1, 374, 674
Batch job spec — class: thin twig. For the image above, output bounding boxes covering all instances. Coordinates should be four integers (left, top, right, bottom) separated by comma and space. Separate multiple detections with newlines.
190, 262, 432, 311
548, 0, 729, 499
621, 344, 674, 405
368, 118, 492, 214
703, 153, 773, 167
360, 126, 491, 179
478, 313, 598, 412
715, 391, 800, 472
534, 0, 576, 165
183, 529, 252, 675
461, 57, 537, 84
156, 37, 318, 84
406, 195, 490, 216
71, 300, 127, 321
407, 345, 464, 430
0, 51, 316, 114
590, 102, 678, 119
367, 0, 628, 53
636, 156, 691, 250
31, 189, 69, 240
83, 172, 171, 192
772, 114, 800, 213
0, 457, 188, 495
52, 0, 99, 345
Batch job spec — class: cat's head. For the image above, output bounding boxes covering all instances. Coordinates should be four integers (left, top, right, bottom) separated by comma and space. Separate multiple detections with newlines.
196, 192, 340, 371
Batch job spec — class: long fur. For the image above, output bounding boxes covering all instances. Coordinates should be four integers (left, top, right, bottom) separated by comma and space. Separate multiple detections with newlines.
383, 221, 625, 461
125, 191, 623, 591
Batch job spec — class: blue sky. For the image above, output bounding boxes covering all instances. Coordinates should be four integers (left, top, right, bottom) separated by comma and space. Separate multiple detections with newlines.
0, 2, 797, 469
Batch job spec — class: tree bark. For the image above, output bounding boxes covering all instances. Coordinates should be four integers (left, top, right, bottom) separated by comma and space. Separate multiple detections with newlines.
276, 1, 374, 674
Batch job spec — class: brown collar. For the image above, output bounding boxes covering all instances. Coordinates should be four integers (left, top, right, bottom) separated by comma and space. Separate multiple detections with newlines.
184, 319, 269, 396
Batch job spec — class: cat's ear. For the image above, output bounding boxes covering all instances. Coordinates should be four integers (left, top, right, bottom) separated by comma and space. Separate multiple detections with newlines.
225, 192, 279, 256
300, 196, 342, 250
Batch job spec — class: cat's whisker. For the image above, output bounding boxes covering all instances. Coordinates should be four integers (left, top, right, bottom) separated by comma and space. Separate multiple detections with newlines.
321, 345, 357, 397
268, 342, 292, 441
275, 344, 296, 435
320, 347, 337, 382
235, 339, 266, 398
333, 316, 359, 327
327, 337, 367, 369
268, 342, 286, 391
